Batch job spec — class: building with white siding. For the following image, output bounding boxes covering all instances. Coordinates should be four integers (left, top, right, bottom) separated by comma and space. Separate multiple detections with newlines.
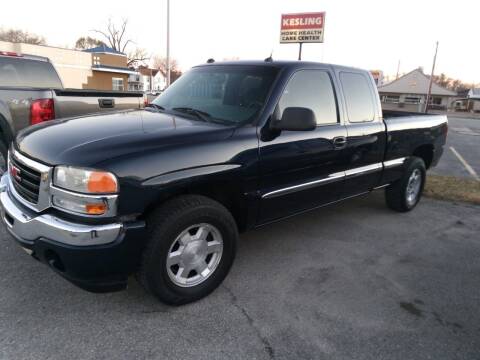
378, 68, 456, 112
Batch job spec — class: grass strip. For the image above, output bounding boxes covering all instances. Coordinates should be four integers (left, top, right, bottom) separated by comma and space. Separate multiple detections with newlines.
424, 174, 480, 205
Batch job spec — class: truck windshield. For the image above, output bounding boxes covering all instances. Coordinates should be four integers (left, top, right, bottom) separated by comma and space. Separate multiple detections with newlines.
152, 65, 279, 125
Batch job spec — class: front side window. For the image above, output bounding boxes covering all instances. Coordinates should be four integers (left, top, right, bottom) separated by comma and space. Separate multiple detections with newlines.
112, 77, 124, 91
278, 70, 338, 125
153, 65, 278, 125
340, 72, 375, 123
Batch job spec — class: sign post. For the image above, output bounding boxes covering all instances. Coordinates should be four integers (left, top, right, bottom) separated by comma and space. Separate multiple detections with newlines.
280, 12, 325, 61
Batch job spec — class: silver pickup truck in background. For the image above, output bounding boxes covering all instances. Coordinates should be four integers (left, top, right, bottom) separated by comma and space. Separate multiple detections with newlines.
0, 51, 145, 171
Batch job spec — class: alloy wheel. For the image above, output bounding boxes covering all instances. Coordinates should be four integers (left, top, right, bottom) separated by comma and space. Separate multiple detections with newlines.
406, 169, 422, 206
166, 223, 223, 287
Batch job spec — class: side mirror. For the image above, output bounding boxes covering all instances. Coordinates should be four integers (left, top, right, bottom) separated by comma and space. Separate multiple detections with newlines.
271, 107, 316, 131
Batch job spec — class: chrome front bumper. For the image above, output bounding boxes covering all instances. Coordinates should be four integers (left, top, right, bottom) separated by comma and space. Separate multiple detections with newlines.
0, 173, 123, 246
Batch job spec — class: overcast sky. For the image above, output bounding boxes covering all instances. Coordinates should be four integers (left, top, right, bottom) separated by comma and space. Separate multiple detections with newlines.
1, 0, 478, 83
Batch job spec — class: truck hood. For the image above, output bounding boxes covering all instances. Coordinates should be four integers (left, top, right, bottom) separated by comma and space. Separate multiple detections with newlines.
15, 110, 235, 167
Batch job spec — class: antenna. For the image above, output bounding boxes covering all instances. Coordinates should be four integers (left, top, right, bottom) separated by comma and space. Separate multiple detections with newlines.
264, 49, 273, 62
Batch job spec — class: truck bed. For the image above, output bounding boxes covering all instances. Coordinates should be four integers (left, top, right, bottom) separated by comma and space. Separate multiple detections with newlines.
382, 110, 448, 174
53, 89, 144, 119
383, 109, 432, 118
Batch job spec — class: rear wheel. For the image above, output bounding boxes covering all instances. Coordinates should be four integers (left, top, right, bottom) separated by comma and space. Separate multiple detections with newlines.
138, 195, 238, 305
385, 157, 426, 212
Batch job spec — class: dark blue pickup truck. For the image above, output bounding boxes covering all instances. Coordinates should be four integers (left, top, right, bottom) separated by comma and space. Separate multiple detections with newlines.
0, 60, 447, 305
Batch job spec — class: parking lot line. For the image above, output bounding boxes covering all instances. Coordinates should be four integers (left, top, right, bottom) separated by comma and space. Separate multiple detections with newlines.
450, 146, 480, 181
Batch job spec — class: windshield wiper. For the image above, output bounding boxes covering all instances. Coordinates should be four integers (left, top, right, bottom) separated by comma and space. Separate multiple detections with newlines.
145, 103, 165, 111
172, 107, 213, 122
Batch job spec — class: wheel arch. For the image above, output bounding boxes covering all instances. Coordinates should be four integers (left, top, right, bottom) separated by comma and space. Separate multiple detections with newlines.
141, 167, 252, 233
412, 144, 434, 169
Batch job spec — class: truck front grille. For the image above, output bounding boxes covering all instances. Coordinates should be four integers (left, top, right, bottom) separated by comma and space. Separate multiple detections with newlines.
10, 156, 41, 204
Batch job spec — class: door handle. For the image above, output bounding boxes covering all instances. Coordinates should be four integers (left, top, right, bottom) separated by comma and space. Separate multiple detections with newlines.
333, 136, 347, 149
99, 99, 115, 108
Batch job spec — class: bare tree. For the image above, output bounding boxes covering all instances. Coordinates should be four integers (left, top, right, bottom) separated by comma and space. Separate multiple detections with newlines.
127, 48, 149, 68
91, 18, 132, 53
0, 28, 46, 45
91, 18, 148, 68
152, 55, 182, 83
430, 73, 471, 92
75, 36, 105, 50
152, 55, 180, 77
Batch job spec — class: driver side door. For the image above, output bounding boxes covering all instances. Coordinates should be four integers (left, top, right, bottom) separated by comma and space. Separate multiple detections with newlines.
257, 69, 348, 223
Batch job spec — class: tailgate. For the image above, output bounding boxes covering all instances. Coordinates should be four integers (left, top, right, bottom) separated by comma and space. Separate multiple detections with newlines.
53, 89, 144, 119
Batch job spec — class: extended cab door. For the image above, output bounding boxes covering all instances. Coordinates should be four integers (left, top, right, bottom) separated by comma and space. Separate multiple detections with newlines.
336, 71, 386, 197
257, 68, 348, 223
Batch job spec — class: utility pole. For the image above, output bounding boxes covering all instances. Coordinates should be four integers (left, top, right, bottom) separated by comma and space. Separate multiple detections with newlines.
166, 0, 171, 87
396, 59, 401, 79
425, 41, 439, 113
298, 43, 303, 61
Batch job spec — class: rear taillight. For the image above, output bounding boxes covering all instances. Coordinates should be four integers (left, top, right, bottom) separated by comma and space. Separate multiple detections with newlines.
0, 51, 23, 57
30, 99, 55, 125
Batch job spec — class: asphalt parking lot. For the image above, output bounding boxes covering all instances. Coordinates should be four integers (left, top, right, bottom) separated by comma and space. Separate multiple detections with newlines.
1, 192, 479, 360
432, 115, 480, 180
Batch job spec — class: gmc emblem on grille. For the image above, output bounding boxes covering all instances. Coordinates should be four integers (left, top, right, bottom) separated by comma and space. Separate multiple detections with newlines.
10, 165, 21, 182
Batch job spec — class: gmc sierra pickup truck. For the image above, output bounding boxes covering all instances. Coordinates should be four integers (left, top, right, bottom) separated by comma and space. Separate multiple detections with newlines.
0, 51, 145, 171
0, 60, 447, 305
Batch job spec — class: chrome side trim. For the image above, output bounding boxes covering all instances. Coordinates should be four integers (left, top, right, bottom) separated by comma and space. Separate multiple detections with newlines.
261, 158, 406, 200
345, 163, 383, 178
262, 172, 345, 199
383, 157, 407, 168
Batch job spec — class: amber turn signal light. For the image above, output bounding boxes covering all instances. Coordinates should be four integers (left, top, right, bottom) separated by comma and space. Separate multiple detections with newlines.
85, 203, 107, 215
87, 172, 118, 193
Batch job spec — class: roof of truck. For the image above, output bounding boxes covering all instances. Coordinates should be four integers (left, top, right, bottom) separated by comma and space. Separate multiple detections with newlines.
195, 59, 366, 72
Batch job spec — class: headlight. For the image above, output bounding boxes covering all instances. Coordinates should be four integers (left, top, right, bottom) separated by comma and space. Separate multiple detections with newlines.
54, 166, 118, 194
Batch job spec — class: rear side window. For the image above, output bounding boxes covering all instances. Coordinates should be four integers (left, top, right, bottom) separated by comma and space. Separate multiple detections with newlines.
278, 70, 338, 125
0, 57, 62, 88
340, 72, 375, 122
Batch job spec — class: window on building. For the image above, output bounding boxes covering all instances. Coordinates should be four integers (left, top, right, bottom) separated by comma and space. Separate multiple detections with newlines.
340, 72, 375, 122
430, 97, 442, 105
404, 96, 422, 104
278, 70, 338, 125
382, 95, 400, 104
112, 77, 124, 91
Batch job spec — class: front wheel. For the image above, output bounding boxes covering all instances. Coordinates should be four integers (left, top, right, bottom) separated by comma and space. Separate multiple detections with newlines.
138, 195, 238, 305
385, 157, 426, 212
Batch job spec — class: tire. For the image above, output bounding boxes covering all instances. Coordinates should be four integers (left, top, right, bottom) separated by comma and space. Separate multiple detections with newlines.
385, 156, 426, 212
138, 195, 238, 305
0, 140, 7, 175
